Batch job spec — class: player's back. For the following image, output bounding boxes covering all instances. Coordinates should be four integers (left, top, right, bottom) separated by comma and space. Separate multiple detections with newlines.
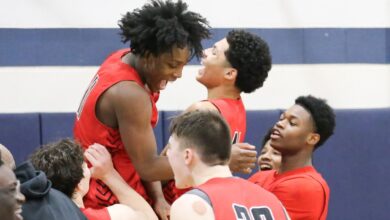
196, 177, 290, 220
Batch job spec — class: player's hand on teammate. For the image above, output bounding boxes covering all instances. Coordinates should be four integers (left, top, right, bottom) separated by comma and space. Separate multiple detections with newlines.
153, 195, 171, 220
84, 143, 115, 181
229, 143, 257, 174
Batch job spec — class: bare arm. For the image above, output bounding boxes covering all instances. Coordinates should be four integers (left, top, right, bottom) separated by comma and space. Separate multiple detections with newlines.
85, 144, 158, 220
110, 81, 173, 181
170, 194, 214, 220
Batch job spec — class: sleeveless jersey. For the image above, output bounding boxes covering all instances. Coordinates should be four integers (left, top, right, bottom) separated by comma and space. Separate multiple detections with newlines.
209, 97, 246, 143
163, 98, 247, 204
74, 49, 159, 208
196, 177, 289, 220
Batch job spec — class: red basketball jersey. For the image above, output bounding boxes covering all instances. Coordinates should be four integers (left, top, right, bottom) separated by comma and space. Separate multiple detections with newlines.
249, 167, 329, 220
196, 177, 289, 220
74, 49, 159, 208
209, 98, 246, 143
163, 98, 247, 204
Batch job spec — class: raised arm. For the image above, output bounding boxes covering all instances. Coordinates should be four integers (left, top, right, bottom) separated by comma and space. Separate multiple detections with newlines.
85, 143, 158, 220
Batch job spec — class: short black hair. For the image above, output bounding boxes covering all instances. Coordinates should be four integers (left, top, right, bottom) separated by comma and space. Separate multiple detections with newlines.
295, 95, 336, 149
170, 111, 231, 166
225, 30, 272, 93
119, 0, 210, 60
29, 139, 84, 198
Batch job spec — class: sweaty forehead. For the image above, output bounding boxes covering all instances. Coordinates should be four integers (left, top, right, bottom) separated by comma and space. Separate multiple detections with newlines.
215, 38, 229, 51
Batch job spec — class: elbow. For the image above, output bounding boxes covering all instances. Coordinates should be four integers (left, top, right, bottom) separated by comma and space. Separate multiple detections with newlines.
136, 165, 158, 182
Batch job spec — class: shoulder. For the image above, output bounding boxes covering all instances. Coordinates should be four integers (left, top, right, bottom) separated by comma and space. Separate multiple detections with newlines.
275, 174, 326, 200
248, 170, 275, 184
171, 194, 215, 220
105, 81, 152, 116
107, 204, 149, 220
185, 101, 219, 112
107, 81, 149, 103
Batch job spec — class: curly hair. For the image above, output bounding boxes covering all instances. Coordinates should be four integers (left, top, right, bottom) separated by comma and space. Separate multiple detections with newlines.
119, 0, 210, 60
225, 30, 272, 93
295, 95, 336, 149
29, 139, 84, 198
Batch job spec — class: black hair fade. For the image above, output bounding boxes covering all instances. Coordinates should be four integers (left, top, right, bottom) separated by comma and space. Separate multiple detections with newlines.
119, 0, 210, 60
295, 95, 336, 149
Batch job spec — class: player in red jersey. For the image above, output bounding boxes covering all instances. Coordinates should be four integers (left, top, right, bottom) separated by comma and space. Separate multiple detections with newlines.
30, 139, 158, 220
167, 111, 290, 220
249, 95, 335, 220
162, 30, 272, 203
73, 1, 210, 219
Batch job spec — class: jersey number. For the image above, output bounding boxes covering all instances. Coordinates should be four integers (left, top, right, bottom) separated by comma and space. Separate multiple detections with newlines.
76, 74, 99, 119
233, 204, 274, 220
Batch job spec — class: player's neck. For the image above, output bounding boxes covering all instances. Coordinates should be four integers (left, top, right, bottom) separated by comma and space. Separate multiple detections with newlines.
72, 192, 85, 208
124, 52, 147, 85
192, 164, 232, 186
278, 149, 313, 174
207, 86, 240, 100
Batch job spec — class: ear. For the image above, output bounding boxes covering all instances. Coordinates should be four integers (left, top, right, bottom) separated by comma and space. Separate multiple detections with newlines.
307, 133, 320, 146
184, 148, 194, 165
224, 68, 237, 81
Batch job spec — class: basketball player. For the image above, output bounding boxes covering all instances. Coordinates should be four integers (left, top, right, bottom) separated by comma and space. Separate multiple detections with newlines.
249, 95, 335, 220
162, 30, 272, 203
73, 1, 210, 218
167, 111, 290, 220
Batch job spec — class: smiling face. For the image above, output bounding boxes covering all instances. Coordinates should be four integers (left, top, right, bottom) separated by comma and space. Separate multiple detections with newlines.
0, 165, 25, 220
197, 38, 233, 89
257, 140, 282, 171
270, 104, 317, 154
140, 45, 190, 92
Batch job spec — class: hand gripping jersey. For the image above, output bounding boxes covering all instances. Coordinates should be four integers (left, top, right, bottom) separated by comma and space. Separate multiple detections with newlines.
248, 166, 329, 220
193, 177, 290, 220
74, 49, 159, 208
163, 97, 247, 204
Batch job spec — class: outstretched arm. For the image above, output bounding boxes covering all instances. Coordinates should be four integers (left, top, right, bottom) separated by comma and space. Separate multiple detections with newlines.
85, 143, 158, 220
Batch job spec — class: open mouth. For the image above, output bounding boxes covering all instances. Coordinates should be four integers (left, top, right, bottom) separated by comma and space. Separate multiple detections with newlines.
159, 80, 168, 90
270, 129, 282, 140
260, 163, 273, 171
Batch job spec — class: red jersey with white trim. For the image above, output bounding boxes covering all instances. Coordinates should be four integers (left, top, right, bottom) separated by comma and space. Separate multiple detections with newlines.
163, 98, 247, 204
209, 98, 246, 143
248, 166, 329, 220
196, 177, 289, 220
74, 49, 159, 208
